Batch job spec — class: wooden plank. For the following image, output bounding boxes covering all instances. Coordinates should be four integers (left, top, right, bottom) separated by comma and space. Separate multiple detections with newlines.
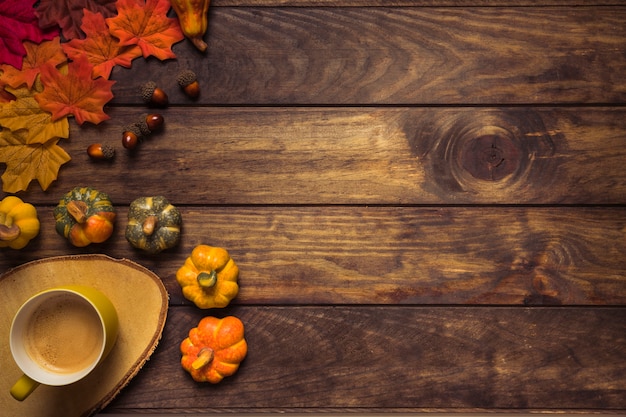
211, 1, 625, 6
102, 305, 626, 412
3, 206, 625, 306
111, 7, 626, 105
10, 107, 626, 205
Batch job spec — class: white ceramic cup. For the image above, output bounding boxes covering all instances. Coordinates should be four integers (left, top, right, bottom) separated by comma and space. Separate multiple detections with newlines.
9, 285, 119, 401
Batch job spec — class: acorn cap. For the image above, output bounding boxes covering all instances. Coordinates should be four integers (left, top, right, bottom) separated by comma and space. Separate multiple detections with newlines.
124, 123, 144, 138
137, 120, 152, 136
100, 145, 116, 159
140, 81, 158, 103
177, 69, 197, 87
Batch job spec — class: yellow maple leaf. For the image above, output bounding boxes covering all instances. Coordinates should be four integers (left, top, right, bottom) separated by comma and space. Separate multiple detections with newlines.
0, 84, 69, 144
0, 128, 71, 192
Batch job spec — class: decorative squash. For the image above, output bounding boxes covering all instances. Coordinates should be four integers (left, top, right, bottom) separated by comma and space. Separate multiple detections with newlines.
170, 0, 211, 52
125, 196, 182, 254
54, 186, 116, 247
176, 244, 239, 309
180, 315, 247, 383
0, 196, 40, 249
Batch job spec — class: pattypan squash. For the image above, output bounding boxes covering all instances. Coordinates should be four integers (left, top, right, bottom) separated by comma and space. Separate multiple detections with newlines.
176, 244, 239, 309
180, 315, 247, 383
0, 196, 40, 249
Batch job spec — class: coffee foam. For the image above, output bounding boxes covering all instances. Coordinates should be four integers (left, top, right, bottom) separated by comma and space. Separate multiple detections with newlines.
24, 294, 104, 374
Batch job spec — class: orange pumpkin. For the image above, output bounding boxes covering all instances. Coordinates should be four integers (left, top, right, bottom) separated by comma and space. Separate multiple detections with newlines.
180, 316, 247, 383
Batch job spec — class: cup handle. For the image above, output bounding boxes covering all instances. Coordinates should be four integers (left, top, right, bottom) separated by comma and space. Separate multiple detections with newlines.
10, 374, 40, 401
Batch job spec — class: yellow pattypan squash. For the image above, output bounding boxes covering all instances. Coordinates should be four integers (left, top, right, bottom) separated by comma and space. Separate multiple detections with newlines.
0, 196, 40, 249
176, 244, 239, 309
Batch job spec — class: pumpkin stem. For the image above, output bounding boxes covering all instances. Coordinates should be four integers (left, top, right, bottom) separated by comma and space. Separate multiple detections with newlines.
197, 270, 218, 288
192, 347, 214, 370
0, 223, 20, 242
66, 200, 89, 224
142, 215, 158, 236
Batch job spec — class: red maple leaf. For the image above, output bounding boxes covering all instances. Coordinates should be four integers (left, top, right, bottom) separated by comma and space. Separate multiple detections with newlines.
62, 9, 142, 79
107, 0, 184, 61
35, 54, 115, 125
35, 0, 117, 41
0, 0, 58, 69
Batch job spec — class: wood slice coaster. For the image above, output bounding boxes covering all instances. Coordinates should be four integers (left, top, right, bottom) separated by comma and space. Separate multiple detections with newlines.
0, 255, 168, 417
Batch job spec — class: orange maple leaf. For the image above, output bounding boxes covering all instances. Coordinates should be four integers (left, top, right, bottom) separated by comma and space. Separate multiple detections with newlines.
62, 9, 142, 79
35, 54, 115, 125
0, 128, 71, 192
0, 37, 67, 89
107, 0, 184, 61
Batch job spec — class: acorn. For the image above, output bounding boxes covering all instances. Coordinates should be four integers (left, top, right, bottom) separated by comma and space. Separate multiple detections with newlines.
140, 81, 168, 107
176, 69, 200, 98
87, 143, 115, 160
144, 113, 164, 132
122, 123, 143, 150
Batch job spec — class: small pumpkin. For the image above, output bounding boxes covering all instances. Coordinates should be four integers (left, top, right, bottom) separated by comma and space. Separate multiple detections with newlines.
180, 315, 247, 383
125, 196, 182, 254
54, 186, 116, 247
0, 196, 40, 249
176, 244, 239, 309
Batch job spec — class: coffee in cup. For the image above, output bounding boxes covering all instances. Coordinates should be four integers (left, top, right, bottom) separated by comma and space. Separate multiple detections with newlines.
10, 285, 118, 401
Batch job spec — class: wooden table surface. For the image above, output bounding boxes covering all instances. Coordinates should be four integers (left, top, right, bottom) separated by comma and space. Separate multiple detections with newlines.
2, 0, 626, 415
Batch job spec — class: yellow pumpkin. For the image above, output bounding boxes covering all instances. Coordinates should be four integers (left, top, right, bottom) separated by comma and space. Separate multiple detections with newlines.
176, 245, 239, 309
0, 196, 40, 249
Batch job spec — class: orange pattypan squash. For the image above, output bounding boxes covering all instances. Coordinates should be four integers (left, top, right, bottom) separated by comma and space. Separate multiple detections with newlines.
176, 244, 239, 309
0, 196, 40, 249
180, 315, 248, 383
54, 186, 116, 247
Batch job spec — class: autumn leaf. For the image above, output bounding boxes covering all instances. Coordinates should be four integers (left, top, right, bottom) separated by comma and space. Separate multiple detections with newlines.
35, 0, 117, 41
35, 54, 115, 125
0, 128, 71, 192
0, 84, 69, 144
0, 0, 58, 69
0, 79, 16, 104
0, 37, 67, 90
107, 0, 184, 61
63, 9, 142, 79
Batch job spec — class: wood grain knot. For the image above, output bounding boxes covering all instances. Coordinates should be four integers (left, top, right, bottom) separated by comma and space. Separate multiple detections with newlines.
460, 134, 520, 181
410, 109, 559, 202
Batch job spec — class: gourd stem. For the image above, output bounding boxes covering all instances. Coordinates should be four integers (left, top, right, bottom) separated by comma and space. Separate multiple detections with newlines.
191, 37, 208, 52
66, 200, 88, 224
0, 223, 20, 241
142, 215, 158, 236
197, 270, 218, 288
192, 347, 214, 370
